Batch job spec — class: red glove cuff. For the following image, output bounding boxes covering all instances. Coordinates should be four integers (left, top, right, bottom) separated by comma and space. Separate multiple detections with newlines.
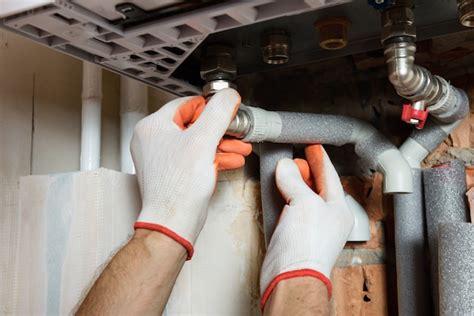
134, 222, 194, 260
260, 269, 332, 311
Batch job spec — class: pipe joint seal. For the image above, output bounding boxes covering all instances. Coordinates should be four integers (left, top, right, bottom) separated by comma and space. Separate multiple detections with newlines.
428, 78, 470, 123
240, 106, 282, 143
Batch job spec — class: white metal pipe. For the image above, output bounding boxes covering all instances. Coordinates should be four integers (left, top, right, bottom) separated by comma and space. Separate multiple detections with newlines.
80, 62, 102, 171
120, 76, 148, 174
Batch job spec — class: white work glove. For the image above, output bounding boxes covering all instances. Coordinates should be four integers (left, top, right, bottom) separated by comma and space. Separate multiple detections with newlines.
260, 144, 355, 309
131, 88, 252, 259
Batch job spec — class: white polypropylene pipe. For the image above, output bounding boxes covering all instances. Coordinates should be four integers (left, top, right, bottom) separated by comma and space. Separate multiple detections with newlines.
345, 195, 370, 242
120, 76, 148, 174
80, 62, 102, 171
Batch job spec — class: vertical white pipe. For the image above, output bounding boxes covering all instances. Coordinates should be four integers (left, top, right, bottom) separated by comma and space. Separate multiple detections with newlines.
80, 62, 102, 171
120, 76, 148, 174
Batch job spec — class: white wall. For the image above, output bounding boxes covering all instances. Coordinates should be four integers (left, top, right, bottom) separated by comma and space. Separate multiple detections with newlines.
0, 30, 175, 313
0, 30, 175, 176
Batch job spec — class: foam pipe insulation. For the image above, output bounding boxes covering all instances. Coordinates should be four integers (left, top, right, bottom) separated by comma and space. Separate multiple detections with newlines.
80, 62, 102, 171
423, 160, 469, 313
239, 106, 413, 194
393, 169, 431, 316
394, 87, 469, 316
259, 143, 293, 246
120, 76, 148, 174
438, 222, 474, 316
259, 143, 371, 245
400, 113, 468, 169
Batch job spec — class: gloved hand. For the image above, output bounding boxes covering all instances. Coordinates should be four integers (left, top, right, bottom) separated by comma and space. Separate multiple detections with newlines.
131, 88, 252, 260
260, 144, 354, 309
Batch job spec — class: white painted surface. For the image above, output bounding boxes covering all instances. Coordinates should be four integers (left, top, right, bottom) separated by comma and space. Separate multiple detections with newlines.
0, 30, 262, 315
0, 177, 20, 314
165, 177, 263, 315
120, 76, 148, 173
120, 111, 145, 173
15, 169, 140, 314
81, 62, 102, 171
0, 70, 33, 177
13, 170, 262, 315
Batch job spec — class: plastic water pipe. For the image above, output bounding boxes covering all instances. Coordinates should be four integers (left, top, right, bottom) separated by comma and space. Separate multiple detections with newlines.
80, 62, 102, 171
120, 76, 148, 174
230, 106, 413, 194
393, 92, 469, 315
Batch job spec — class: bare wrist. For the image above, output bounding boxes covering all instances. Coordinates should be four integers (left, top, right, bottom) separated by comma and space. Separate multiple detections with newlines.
133, 228, 187, 261
264, 276, 329, 316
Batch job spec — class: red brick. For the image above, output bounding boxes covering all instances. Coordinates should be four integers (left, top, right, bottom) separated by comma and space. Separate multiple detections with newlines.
465, 187, 474, 223
345, 221, 384, 250
341, 173, 385, 222
466, 166, 474, 190
331, 265, 388, 316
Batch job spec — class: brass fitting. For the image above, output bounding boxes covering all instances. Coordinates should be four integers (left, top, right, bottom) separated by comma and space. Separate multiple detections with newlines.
261, 30, 290, 65
458, 0, 474, 27
314, 16, 350, 50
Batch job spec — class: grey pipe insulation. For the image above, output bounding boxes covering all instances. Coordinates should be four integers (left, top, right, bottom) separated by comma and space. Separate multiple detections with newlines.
230, 106, 414, 194
438, 222, 474, 316
218, 7, 471, 315
393, 169, 431, 316
259, 143, 293, 246
239, 107, 411, 252
423, 160, 469, 315
224, 74, 469, 316
380, 4, 472, 314
378, 3, 473, 314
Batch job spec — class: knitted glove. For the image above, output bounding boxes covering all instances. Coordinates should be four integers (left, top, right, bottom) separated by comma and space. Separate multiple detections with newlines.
131, 88, 252, 259
260, 144, 354, 309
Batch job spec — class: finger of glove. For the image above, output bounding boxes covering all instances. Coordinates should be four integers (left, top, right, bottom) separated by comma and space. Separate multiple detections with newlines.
293, 158, 314, 188
215, 152, 245, 171
305, 144, 344, 203
189, 88, 241, 147
275, 158, 319, 205
217, 139, 252, 156
173, 96, 206, 130
146, 96, 199, 130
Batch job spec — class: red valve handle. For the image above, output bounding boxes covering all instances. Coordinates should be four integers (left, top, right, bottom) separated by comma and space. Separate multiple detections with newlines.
401, 103, 429, 129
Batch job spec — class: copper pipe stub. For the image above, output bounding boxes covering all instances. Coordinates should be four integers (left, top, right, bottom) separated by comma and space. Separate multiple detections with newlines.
261, 30, 290, 65
314, 16, 351, 50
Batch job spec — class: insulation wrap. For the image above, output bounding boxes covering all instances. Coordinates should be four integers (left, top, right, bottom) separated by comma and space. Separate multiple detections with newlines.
423, 160, 469, 312
259, 143, 293, 246
393, 169, 431, 315
438, 222, 474, 316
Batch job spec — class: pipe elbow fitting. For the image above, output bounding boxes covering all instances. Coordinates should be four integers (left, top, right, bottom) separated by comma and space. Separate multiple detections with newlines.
377, 149, 414, 194
389, 66, 416, 92
387, 59, 420, 98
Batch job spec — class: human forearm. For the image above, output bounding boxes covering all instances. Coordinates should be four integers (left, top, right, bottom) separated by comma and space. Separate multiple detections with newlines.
76, 229, 186, 315
264, 277, 329, 316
